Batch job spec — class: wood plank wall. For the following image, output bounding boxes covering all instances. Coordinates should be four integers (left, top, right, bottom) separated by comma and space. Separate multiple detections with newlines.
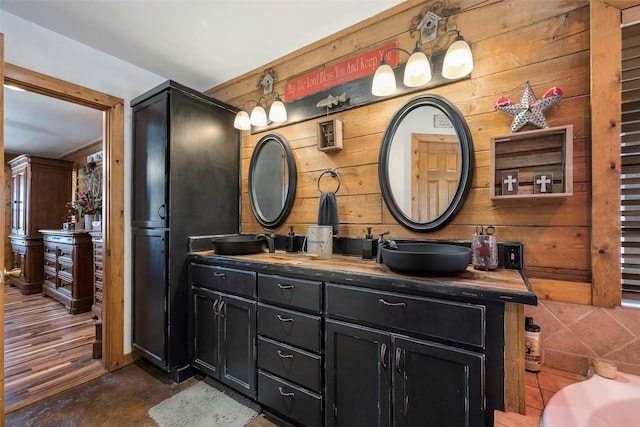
206, 0, 593, 305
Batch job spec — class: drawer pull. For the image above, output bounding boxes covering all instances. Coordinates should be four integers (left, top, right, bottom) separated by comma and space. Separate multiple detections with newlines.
277, 350, 294, 359
278, 387, 295, 397
379, 298, 407, 308
213, 272, 226, 279
395, 347, 402, 373
380, 343, 387, 369
219, 301, 225, 318
212, 299, 219, 315
277, 283, 294, 290
277, 314, 294, 323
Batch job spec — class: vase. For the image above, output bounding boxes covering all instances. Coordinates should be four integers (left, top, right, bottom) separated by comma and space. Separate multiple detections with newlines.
84, 214, 94, 230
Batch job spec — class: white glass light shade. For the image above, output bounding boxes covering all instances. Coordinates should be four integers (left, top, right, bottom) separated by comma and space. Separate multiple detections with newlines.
371, 62, 396, 96
403, 50, 431, 87
233, 110, 251, 130
442, 36, 473, 79
250, 105, 268, 127
268, 98, 287, 123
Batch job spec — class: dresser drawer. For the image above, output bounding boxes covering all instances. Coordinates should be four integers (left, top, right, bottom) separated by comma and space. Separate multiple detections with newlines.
57, 276, 73, 296
258, 370, 322, 427
257, 336, 321, 393
44, 245, 57, 258
325, 283, 486, 348
258, 303, 321, 353
56, 244, 74, 264
43, 234, 74, 245
190, 263, 256, 298
258, 274, 321, 313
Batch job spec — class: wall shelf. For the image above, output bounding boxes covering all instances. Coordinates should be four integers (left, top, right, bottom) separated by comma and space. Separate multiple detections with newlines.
317, 118, 343, 152
490, 125, 573, 199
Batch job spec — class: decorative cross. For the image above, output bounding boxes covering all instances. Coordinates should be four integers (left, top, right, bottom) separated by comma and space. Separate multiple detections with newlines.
504, 175, 517, 192
536, 175, 551, 192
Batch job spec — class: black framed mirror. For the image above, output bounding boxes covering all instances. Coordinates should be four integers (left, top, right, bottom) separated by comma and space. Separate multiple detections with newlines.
248, 133, 297, 228
378, 94, 473, 232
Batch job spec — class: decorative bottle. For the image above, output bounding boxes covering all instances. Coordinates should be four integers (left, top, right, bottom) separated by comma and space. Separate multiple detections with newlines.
286, 226, 296, 253
525, 317, 542, 372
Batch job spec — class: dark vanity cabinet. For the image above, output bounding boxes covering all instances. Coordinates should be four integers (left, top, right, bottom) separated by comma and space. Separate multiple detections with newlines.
188, 254, 530, 427
256, 274, 323, 427
325, 283, 497, 427
190, 263, 257, 398
131, 81, 239, 382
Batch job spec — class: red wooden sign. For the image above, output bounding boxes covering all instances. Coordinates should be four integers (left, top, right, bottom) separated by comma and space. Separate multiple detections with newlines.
285, 42, 398, 101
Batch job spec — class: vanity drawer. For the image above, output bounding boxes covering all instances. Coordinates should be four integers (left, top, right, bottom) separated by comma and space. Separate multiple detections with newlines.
258, 303, 321, 353
258, 274, 321, 313
257, 336, 321, 393
258, 370, 322, 427
325, 283, 486, 348
189, 263, 256, 298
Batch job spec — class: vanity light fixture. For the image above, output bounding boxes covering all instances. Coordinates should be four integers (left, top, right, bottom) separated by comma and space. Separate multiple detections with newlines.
371, 29, 473, 96
233, 94, 288, 130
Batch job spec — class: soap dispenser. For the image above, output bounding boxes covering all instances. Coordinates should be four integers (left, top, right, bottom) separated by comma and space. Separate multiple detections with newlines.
286, 226, 297, 253
362, 227, 377, 259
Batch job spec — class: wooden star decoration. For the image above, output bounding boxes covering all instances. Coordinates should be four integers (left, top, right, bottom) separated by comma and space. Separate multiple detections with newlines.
495, 81, 564, 133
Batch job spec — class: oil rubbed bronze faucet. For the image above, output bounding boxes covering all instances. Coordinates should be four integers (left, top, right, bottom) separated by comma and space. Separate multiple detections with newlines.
256, 231, 276, 253
376, 231, 391, 264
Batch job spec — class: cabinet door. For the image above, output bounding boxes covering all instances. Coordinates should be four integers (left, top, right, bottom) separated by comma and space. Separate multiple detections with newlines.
11, 168, 26, 235
132, 228, 167, 369
132, 91, 168, 228
220, 293, 257, 399
192, 287, 221, 379
325, 319, 392, 427
393, 335, 485, 427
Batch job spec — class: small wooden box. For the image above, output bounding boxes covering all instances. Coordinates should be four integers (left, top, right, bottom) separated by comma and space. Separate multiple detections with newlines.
317, 118, 343, 152
490, 125, 573, 199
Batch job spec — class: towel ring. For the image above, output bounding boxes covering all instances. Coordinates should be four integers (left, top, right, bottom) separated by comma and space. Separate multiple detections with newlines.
317, 168, 341, 193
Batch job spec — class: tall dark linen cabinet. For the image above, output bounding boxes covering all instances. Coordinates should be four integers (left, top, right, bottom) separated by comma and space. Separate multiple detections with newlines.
131, 81, 239, 381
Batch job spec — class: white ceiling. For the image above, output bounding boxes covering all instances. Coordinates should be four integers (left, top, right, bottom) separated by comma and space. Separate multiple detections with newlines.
1, 0, 404, 158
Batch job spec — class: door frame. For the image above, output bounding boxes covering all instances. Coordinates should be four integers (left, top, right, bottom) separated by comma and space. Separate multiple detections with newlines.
2, 64, 128, 379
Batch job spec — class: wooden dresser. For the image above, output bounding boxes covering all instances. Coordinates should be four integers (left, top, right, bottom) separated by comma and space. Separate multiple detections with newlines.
8, 155, 73, 295
40, 229, 93, 314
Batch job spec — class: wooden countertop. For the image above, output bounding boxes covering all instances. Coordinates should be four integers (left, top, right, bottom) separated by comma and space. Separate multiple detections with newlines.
190, 250, 537, 306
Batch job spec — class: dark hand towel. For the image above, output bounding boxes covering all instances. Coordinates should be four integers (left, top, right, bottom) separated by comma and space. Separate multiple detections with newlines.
318, 191, 339, 236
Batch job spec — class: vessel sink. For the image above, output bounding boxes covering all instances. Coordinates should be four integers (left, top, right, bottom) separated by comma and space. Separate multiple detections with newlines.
211, 234, 269, 255
380, 240, 472, 275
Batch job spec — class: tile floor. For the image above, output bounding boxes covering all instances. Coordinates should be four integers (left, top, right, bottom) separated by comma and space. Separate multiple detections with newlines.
494, 367, 586, 426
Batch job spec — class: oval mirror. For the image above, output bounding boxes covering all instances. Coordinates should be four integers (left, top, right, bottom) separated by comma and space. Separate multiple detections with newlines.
249, 133, 297, 228
378, 94, 473, 232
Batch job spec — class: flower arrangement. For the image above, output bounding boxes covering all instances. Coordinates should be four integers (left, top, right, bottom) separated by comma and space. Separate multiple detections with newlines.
66, 162, 102, 217
67, 190, 100, 216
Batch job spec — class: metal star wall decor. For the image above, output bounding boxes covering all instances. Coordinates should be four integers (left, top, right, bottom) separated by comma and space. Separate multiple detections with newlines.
494, 81, 564, 133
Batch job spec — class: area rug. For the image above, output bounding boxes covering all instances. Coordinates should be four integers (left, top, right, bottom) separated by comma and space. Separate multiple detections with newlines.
149, 380, 260, 427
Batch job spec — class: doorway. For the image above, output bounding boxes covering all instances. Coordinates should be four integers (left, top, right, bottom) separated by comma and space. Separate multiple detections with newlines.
2, 62, 126, 413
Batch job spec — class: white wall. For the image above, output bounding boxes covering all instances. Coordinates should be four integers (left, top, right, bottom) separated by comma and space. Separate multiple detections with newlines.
1, 11, 168, 354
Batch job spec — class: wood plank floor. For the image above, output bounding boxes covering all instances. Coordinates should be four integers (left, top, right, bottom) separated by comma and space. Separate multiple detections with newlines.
3, 283, 106, 413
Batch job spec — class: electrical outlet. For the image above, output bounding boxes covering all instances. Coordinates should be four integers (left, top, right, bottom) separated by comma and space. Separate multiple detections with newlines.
503, 243, 522, 269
